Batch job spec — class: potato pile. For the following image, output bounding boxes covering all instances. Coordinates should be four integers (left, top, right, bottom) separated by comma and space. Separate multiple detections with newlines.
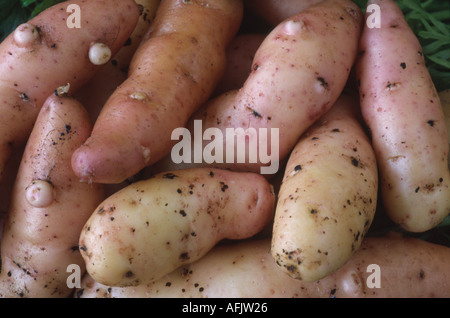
0, 0, 449, 298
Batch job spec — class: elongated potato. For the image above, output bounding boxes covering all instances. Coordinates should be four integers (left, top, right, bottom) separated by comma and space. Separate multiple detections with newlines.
75, 236, 450, 298
176, 0, 363, 175
271, 92, 378, 282
71, 0, 244, 184
0, 0, 139, 185
79, 168, 275, 287
0, 92, 104, 298
356, 0, 450, 232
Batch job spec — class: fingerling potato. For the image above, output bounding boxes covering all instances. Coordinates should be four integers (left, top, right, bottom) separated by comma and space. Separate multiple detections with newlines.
79, 168, 275, 287
271, 92, 378, 282
356, 0, 450, 232
75, 236, 450, 298
0, 91, 104, 298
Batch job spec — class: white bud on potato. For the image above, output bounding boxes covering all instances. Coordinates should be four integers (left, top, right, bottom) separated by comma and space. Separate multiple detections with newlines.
25, 180, 55, 208
130, 91, 148, 101
89, 42, 112, 65
14, 23, 39, 47
282, 19, 305, 35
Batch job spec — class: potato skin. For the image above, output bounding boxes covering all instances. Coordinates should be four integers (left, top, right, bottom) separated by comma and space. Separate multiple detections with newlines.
75, 0, 161, 122
79, 168, 275, 287
213, 33, 267, 97
71, 0, 244, 184
0, 93, 104, 298
75, 236, 450, 298
356, 0, 450, 232
244, 0, 323, 26
0, 0, 139, 185
271, 92, 378, 282
182, 0, 363, 174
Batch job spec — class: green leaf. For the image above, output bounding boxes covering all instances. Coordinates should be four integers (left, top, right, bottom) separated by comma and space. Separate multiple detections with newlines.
0, 1, 29, 41
30, 0, 65, 18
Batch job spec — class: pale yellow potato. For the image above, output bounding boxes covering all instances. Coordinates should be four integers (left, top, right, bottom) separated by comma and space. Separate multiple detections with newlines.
79, 168, 275, 287
0, 92, 104, 298
75, 236, 450, 298
271, 92, 378, 282
356, 0, 450, 232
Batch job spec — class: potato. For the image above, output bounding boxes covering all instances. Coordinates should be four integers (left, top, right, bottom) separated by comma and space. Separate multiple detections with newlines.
79, 168, 275, 287
0, 91, 104, 298
271, 92, 378, 282
244, 0, 323, 26
177, 0, 363, 175
75, 0, 161, 122
356, 0, 450, 232
71, 0, 244, 184
0, 0, 140, 185
75, 236, 450, 298
213, 33, 267, 97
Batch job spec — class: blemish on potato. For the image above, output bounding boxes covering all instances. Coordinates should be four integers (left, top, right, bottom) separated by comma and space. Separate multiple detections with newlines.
419, 269, 425, 279
385, 81, 401, 92
125, 271, 134, 278
19, 92, 30, 101
246, 106, 262, 118
315, 77, 329, 93
163, 172, 178, 179
179, 252, 190, 261
220, 182, 229, 192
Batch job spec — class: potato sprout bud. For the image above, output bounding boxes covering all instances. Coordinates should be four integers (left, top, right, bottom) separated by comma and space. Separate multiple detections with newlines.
54, 83, 71, 96
89, 42, 112, 65
142, 146, 151, 164
25, 180, 55, 208
282, 19, 305, 35
14, 23, 39, 47
130, 91, 148, 101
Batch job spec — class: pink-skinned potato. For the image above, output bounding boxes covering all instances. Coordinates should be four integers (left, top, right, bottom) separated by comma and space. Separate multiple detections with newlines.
174, 0, 363, 176
75, 0, 161, 122
0, 92, 104, 298
71, 0, 244, 184
79, 168, 275, 287
0, 0, 140, 185
356, 0, 450, 232
75, 236, 450, 298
